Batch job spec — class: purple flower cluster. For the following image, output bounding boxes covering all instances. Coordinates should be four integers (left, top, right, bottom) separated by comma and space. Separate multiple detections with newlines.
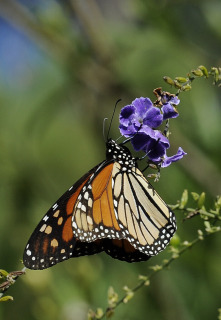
119, 93, 186, 167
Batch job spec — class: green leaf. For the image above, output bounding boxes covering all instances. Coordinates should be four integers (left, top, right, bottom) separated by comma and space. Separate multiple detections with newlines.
95, 308, 104, 319
107, 286, 118, 308
182, 84, 192, 91
211, 67, 219, 83
123, 285, 135, 302
0, 269, 9, 278
0, 295, 13, 302
198, 65, 208, 77
191, 68, 204, 77
175, 77, 189, 83
191, 192, 199, 201
138, 275, 148, 281
179, 189, 188, 209
218, 308, 221, 320
163, 76, 174, 86
197, 192, 205, 208
170, 233, 180, 247
197, 229, 204, 240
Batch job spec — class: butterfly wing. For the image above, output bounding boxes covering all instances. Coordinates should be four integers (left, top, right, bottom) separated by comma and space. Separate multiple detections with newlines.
112, 163, 176, 256
103, 238, 150, 262
71, 162, 125, 243
71, 160, 176, 259
24, 138, 177, 269
23, 164, 105, 270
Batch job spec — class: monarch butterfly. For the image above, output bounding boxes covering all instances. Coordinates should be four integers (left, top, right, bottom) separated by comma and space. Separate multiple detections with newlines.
23, 138, 176, 270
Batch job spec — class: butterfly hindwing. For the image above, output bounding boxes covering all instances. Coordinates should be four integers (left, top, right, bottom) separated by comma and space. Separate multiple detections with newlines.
112, 164, 176, 257
103, 238, 150, 262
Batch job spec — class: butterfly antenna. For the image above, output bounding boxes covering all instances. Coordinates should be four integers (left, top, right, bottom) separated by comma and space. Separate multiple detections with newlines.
106, 99, 122, 141
103, 118, 108, 141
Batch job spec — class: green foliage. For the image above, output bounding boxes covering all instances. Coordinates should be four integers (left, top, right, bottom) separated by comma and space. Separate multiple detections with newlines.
163, 66, 221, 92
88, 193, 221, 319
0, 269, 26, 302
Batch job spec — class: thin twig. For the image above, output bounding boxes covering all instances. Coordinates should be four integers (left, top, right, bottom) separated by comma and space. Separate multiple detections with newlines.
98, 229, 220, 319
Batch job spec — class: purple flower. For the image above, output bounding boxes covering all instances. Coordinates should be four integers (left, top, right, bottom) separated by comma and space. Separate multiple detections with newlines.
162, 103, 179, 120
119, 95, 186, 167
161, 147, 187, 168
131, 127, 170, 162
161, 94, 180, 120
162, 95, 180, 106
119, 97, 163, 137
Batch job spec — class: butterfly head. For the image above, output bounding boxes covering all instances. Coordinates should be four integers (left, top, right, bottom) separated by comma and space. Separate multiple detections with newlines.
106, 139, 136, 169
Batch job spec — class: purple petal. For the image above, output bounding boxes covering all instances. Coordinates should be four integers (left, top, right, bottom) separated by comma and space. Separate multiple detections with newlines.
144, 131, 170, 161
132, 97, 153, 119
169, 96, 180, 105
143, 107, 163, 128
147, 143, 167, 162
119, 123, 138, 137
161, 147, 187, 167
131, 127, 155, 151
153, 130, 170, 148
162, 103, 179, 120
161, 94, 180, 106
119, 105, 136, 127
131, 126, 170, 161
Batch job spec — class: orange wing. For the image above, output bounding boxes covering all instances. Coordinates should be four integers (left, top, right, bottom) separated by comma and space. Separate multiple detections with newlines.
71, 163, 124, 242
23, 164, 104, 269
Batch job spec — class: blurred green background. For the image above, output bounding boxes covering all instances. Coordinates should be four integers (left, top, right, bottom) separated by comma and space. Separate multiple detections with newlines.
0, 0, 221, 319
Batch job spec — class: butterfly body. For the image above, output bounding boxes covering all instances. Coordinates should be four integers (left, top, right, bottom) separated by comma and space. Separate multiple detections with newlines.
23, 139, 176, 269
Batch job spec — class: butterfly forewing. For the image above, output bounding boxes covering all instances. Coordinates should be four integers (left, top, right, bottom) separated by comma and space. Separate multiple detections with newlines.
23, 165, 103, 269
71, 162, 125, 242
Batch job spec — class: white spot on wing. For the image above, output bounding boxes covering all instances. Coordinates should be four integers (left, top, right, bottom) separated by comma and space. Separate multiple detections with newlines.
52, 203, 58, 210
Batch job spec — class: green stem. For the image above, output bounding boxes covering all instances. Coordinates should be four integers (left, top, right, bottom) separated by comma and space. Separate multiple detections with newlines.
99, 229, 220, 319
